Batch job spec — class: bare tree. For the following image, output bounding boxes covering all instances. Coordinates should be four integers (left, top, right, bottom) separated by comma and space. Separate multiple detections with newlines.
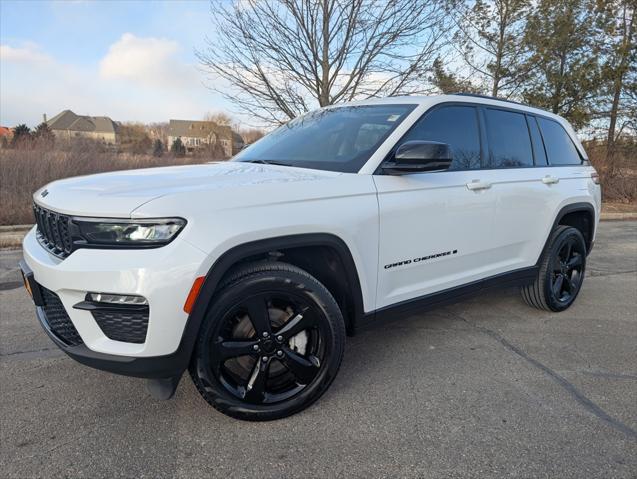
198, 0, 448, 124
204, 111, 234, 126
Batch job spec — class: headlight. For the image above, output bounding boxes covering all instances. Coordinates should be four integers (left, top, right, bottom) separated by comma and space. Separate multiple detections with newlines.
74, 218, 186, 246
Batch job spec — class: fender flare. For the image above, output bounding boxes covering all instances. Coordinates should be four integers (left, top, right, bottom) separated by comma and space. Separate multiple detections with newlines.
537, 202, 596, 264
173, 233, 365, 373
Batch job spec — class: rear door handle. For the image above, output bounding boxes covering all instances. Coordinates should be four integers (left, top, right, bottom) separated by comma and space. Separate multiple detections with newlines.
542, 175, 560, 185
466, 180, 492, 191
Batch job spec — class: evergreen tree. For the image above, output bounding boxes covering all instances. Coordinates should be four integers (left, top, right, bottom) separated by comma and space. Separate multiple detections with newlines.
430, 57, 480, 94
170, 137, 186, 157
152, 139, 164, 157
452, 0, 531, 97
11, 124, 32, 148
33, 122, 55, 147
598, 0, 635, 161
522, 0, 604, 129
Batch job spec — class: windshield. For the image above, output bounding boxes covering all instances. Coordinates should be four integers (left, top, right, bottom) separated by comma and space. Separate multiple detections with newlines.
234, 104, 417, 173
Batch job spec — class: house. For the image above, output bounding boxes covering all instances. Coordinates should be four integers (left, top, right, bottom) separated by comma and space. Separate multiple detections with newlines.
0, 126, 12, 147
167, 119, 244, 157
46, 110, 119, 145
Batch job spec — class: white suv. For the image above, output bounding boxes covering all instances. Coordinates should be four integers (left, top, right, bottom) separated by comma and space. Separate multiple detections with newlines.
21, 94, 601, 420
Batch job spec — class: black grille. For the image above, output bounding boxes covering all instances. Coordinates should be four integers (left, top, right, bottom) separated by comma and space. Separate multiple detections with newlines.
92, 309, 149, 344
41, 287, 83, 346
33, 204, 73, 258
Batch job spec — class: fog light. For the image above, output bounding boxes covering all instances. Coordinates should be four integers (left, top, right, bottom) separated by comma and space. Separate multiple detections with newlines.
88, 293, 148, 306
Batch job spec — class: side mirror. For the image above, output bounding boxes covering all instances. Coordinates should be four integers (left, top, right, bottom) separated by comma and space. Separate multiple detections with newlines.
382, 141, 452, 174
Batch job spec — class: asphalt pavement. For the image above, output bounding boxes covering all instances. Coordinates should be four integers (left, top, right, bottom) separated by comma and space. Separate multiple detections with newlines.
1, 221, 636, 478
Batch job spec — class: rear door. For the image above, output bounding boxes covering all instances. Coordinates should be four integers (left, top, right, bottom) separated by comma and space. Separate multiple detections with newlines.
483, 106, 588, 272
374, 104, 501, 309
484, 108, 571, 272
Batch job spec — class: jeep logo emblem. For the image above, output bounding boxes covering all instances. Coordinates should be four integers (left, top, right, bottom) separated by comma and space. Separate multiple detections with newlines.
41, 189, 49, 197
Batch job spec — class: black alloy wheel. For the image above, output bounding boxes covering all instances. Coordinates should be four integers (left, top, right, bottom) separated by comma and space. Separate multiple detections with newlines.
190, 262, 345, 421
521, 225, 587, 312
550, 235, 585, 304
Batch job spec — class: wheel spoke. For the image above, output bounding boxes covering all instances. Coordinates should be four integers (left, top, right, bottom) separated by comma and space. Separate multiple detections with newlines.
553, 274, 564, 297
244, 296, 272, 337
276, 309, 313, 340
280, 347, 319, 384
564, 240, 573, 262
567, 254, 583, 269
244, 358, 270, 403
217, 340, 259, 361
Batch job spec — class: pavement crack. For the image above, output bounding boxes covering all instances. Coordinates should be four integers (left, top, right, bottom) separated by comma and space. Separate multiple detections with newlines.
457, 315, 637, 441
588, 269, 637, 278
0, 347, 64, 361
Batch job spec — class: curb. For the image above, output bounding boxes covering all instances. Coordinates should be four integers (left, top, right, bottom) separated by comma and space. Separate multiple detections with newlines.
600, 212, 637, 221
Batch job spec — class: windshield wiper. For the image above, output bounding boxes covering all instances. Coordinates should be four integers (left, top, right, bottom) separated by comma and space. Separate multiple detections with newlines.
243, 159, 292, 167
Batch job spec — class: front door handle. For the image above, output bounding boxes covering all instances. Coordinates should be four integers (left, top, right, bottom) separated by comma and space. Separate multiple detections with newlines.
466, 180, 492, 191
542, 175, 560, 185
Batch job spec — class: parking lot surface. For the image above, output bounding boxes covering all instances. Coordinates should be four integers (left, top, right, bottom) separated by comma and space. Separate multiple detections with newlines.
1, 221, 636, 478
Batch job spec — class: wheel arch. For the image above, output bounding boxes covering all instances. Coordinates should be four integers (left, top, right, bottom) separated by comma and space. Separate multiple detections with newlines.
174, 233, 365, 372
538, 202, 596, 264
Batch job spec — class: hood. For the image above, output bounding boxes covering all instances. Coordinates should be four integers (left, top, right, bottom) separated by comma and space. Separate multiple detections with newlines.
34, 161, 340, 217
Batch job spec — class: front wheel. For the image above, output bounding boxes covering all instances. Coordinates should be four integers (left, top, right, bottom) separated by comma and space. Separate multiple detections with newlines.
189, 261, 345, 421
521, 225, 587, 312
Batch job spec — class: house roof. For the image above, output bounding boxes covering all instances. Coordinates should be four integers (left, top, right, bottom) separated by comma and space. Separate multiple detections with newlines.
0, 126, 13, 137
47, 110, 118, 134
168, 119, 234, 139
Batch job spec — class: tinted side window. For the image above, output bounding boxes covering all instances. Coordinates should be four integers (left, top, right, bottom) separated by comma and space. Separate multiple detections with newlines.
537, 118, 582, 165
528, 116, 548, 165
485, 108, 533, 168
403, 105, 481, 170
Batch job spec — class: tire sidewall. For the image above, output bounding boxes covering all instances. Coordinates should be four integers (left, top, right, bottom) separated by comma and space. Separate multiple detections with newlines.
190, 268, 344, 420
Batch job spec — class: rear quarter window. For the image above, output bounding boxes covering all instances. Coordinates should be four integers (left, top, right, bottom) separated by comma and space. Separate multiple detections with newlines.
537, 118, 582, 165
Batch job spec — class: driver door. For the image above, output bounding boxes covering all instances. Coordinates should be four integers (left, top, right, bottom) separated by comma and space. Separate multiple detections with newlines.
373, 104, 500, 309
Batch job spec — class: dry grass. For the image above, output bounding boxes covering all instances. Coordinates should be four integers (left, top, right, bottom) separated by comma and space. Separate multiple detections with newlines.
586, 139, 637, 204
1, 137, 635, 226
0, 142, 214, 225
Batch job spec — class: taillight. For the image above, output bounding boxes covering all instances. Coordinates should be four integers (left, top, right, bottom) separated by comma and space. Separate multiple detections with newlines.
591, 171, 600, 185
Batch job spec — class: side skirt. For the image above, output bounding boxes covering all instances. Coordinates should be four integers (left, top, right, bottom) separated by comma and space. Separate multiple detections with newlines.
358, 266, 538, 330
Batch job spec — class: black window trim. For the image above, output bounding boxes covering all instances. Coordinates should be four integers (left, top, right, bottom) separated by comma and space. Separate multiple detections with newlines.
375, 100, 588, 174
527, 114, 549, 166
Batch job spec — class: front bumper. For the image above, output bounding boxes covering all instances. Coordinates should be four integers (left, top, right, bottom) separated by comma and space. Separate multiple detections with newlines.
21, 227, 208, 377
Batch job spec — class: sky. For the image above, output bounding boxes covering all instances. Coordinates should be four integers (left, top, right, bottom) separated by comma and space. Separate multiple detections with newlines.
0, 0, 233, 127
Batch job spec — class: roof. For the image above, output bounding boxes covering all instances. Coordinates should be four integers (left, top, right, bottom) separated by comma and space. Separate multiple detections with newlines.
0, 126, 13, 137
168, 119, 233, 139
342, 94, 557, 119
46, 110, 118, 134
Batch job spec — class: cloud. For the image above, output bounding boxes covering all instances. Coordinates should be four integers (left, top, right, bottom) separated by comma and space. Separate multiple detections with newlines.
0, 36, 226, 126
99, 33, 198, 90
0, 43, 53, 65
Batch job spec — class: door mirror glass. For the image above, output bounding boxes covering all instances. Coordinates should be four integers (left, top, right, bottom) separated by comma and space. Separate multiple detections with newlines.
383, 141, 452, 174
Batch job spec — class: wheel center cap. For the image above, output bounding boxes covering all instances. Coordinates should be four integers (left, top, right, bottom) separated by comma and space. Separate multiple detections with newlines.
261, 339, 275, 354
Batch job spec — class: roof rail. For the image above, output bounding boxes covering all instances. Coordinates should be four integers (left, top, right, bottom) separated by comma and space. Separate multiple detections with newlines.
450, 92, 527, 107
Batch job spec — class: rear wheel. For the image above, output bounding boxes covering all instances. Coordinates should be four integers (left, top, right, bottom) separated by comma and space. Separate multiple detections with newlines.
189, 261, 345, 421
521, 225, 587, 312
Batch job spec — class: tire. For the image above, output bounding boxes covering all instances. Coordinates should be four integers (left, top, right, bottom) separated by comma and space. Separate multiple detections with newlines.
521, 225, 587, 312
189, 261, 346, 421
